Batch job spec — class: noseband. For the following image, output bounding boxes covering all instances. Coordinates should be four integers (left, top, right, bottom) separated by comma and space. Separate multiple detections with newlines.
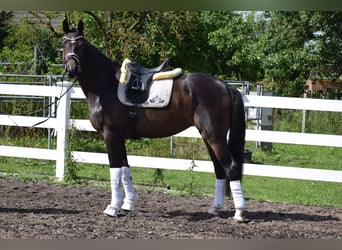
64, 52, 80, 65
63, 36, 84, 68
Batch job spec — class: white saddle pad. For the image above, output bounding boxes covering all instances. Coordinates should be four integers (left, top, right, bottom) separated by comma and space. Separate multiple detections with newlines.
117, 79, 174, 108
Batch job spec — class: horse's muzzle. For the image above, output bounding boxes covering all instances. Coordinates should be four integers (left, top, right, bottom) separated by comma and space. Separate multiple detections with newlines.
64, 53, 80, 78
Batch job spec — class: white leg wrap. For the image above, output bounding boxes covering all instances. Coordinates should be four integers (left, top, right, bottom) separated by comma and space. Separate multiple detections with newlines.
230, 180, 247, 222
103, 168, 123, 217
213, 179, 225, 207
208, 179, 225, 216
121, 166, 136, 211
230, 180, 246, 209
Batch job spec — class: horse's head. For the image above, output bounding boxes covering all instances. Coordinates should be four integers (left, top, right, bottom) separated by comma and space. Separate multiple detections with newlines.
62, 19, 86, 79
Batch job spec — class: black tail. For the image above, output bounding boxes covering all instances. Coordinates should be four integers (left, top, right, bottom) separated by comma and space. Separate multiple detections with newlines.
227, 85, 246, 175
224, 85, 246, 196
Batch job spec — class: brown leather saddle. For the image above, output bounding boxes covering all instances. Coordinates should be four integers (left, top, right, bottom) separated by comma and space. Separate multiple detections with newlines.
124, 58, 170, 104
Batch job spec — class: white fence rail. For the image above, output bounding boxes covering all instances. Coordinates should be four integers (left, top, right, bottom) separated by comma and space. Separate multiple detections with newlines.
1, 82, 342, 183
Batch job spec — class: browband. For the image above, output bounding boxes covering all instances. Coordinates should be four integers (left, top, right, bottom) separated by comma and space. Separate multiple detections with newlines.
62, 36, 84, 41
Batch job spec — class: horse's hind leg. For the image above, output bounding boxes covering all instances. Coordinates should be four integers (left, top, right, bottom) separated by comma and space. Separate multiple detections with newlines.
204, 141, 226, 216
205, 139, 247, 222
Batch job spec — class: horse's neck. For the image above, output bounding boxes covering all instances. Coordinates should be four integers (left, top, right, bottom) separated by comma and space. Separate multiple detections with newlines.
78, 47, 117, 97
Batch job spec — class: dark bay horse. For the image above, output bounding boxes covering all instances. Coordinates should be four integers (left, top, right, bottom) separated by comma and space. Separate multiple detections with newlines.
62, 20, 247, 222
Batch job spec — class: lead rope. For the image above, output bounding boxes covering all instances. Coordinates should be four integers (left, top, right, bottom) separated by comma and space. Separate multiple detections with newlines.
30, 71, 77, 128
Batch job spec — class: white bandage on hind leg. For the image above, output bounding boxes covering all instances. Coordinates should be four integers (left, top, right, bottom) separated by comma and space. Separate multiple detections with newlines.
213, 179, 225, 208
121, 166, 136, 211
208, 179, 225, 216
229, 180, 246, 209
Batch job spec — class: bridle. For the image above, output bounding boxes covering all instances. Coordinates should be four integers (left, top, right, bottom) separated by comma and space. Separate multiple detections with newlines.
62, 35, 84, 72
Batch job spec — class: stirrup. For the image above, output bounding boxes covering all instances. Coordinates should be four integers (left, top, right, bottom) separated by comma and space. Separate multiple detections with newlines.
103, 205, 120, 218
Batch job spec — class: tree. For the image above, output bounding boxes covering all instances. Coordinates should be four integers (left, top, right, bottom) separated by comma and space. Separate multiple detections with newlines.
2, 11, 340, 97
203, 11, 265, 81
257, 11, 317, 96
66, 11, 206, 71
0, 11, 63, 74
259, 11, 342, 96
0, 11, 13, 49
23, 11, 64, 74
204, 11, 342, 96
309, 11, 342, 81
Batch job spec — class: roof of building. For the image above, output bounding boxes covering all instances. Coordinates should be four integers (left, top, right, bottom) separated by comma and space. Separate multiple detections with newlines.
11, 11, 64, 30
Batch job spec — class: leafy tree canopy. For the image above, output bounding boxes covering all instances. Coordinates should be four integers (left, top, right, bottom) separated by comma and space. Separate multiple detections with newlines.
0, 11, 341, 97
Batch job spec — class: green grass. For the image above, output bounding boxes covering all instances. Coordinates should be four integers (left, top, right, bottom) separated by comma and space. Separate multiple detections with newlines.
251, 142, 342, 170
1, 157, 341, 207
1, 133, 341, 207
243, 176, 342, 207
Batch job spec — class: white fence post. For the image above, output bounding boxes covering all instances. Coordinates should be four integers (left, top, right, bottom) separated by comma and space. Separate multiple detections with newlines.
55, 81, 72, 180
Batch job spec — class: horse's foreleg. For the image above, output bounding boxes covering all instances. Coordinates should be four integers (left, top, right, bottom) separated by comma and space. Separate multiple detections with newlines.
103, 132, 135, 217
121, 166, 136, 211
104, 166, 136, 217
104, 168, 123, 217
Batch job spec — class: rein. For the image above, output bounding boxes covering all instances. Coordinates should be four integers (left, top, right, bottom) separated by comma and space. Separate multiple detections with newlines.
30, 72, 77, 128
0, 72, 77, 128
0, 36, 84, 135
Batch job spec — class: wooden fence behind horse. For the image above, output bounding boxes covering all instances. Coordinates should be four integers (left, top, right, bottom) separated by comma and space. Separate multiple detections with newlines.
1, 82, 342, 182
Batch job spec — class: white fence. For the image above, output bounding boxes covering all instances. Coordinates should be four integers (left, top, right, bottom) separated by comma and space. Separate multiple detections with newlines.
1, 82, 342, 183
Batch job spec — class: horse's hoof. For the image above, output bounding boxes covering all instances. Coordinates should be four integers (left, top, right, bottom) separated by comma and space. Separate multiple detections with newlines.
208, 206, 220, 216
103, 205, 119, 218
233, 214, 250, 223
233, 208, 250, 223
121, 202, 135, 212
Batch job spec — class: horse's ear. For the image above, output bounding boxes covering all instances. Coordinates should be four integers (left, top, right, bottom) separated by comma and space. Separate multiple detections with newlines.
78, 20, 84, 35
63, 19, 70, 34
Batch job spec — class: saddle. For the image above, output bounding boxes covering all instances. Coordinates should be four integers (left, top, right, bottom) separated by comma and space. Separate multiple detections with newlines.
120, 58, 170, 104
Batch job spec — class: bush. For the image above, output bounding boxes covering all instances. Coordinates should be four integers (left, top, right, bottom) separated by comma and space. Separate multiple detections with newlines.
273, 109, 342, 135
